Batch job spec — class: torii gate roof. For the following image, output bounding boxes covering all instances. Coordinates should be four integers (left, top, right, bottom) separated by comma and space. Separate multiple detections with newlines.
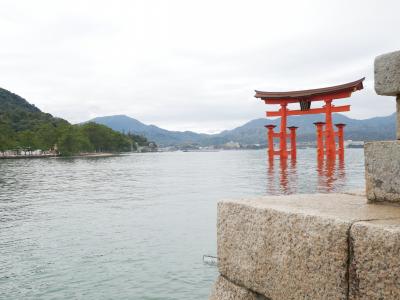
255, 78, 365, 103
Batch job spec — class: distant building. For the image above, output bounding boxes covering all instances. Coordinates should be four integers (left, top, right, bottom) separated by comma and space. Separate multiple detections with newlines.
223, 141, 241, 150
345, 140, 364, 148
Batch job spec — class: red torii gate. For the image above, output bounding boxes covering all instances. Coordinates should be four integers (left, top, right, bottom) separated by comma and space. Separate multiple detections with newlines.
255, 78, 364, 160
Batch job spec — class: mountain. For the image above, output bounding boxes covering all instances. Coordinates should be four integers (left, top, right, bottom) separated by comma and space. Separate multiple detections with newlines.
0, 87, 68, 131
88, 113, 396, 146
89, 115, 207, 146
216, 113, 396, 144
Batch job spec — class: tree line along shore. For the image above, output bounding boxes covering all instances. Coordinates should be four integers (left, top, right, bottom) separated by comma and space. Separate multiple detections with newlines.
0, 87, 156, 157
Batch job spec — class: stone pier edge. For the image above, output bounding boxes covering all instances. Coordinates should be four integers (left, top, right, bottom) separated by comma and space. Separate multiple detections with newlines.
214, 215, 400, 300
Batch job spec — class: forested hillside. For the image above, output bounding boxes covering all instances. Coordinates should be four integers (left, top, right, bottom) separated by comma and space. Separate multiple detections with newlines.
0, 88, 154, 155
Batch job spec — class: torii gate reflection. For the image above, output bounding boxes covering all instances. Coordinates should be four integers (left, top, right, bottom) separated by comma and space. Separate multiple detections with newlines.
266, 154, 346, 194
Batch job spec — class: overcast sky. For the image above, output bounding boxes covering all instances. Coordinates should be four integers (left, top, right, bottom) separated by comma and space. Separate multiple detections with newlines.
0, 0, 399, 133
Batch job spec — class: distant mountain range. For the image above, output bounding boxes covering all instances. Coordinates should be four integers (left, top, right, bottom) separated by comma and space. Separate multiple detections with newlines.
88, 115, 209, 146
88, 113, 396, 146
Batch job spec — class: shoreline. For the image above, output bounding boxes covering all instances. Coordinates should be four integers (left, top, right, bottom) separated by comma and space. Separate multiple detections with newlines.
0, 152, 120, 160
0, 154, 58, 159
58, 152, 119, 159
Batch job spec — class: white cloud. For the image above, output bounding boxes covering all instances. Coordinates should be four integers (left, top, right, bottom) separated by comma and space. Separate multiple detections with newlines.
0, 0, 399, 133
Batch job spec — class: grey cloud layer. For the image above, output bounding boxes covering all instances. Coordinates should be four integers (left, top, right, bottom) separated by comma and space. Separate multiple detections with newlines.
0, 0, 399, 133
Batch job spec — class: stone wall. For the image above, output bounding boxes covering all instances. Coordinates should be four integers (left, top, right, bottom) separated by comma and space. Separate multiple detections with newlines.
210, 193, 400, 300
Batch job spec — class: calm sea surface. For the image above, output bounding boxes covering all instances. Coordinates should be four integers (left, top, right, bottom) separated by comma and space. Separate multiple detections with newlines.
0, 149, 365, 299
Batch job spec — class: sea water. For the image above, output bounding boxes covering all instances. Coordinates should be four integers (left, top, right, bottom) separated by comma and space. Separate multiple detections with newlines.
0, 149, 365, 299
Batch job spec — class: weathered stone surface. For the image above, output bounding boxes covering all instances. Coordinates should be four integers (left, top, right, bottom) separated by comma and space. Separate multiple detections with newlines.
209, 276, 267, 300
217, 193, 400, 300
350, 219, 400, 300
397, 95, 400, 139
375, 50, 400, 96
365, 141, 400, 203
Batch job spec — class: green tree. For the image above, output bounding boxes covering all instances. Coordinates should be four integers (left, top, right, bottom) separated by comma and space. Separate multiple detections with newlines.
57, 127, 92, 156
79, 122, 131, 152
0, 122, 17, 153
35, 123, 58, 150
16, 130, 38, 150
